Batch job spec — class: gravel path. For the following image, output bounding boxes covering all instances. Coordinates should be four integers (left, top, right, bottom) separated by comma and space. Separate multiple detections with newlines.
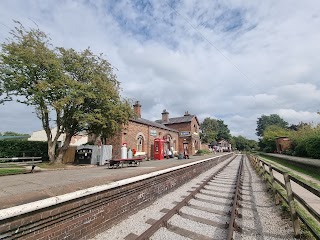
92, 155, 294, 240
235, 155, 293, 239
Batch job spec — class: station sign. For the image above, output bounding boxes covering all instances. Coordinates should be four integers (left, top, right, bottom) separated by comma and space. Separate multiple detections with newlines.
150, 129, 157, 136
179, 131, 191, 137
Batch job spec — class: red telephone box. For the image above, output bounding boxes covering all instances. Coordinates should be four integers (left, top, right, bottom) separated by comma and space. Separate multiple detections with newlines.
154, 138, 165, 160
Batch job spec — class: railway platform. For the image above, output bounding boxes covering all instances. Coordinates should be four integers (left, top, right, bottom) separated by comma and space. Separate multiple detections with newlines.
0, 153, 226, 209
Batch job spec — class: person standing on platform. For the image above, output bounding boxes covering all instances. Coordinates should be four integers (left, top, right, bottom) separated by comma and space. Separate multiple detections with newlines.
184, 147, 189, 159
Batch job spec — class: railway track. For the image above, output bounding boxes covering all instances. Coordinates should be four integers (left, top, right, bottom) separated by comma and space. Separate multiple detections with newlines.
94, 155, 294, 240
125, 155, 244, 240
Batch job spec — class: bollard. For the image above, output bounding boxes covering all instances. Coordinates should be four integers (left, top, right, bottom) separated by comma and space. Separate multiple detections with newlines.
283, 173, 300, 237
31, 164, 36, 173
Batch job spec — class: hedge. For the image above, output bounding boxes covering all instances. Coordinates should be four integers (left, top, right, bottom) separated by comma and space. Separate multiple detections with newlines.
0, 140, 48, 159
305, 136, 320, 159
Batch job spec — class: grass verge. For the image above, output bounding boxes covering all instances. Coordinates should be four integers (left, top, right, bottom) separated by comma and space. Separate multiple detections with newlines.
0, 168, 27, 176
258, 154, 320, 190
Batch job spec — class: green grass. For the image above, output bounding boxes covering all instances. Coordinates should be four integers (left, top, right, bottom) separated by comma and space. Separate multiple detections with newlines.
37, 162, 68, 169
258, 154, 320, 189
0, 168, 27, 176
0, 164, 24, 168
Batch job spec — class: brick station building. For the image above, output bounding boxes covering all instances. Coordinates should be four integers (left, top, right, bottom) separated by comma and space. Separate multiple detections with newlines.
106, 102, 179, 159
155, 110, 201, 155
106, 101, 201, 159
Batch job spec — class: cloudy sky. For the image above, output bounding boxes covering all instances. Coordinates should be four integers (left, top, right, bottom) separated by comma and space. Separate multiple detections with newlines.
0, 0, 320, 140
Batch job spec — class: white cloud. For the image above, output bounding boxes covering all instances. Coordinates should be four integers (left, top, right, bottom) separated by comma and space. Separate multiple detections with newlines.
1, 0, 320, 140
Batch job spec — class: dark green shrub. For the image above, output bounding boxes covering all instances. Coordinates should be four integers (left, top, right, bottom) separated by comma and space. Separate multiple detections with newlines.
305, 136, 320, 159
0, 140, 48, 159
294, 143, 308, 157
263, 146, 274, 153
196, 149, 210, 155
283, 149, 293, 156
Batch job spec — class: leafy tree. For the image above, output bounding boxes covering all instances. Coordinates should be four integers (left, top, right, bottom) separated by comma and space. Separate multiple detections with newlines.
232, 135, 258, 151
256, 114, 288, 137
261, 125, 290, 152
216, 120, 231, 141
200, 117, 231, 143
0, 22, 133, 163
288, 123, 320, 157
200, 117, 218, 143
288, 122, 309, 131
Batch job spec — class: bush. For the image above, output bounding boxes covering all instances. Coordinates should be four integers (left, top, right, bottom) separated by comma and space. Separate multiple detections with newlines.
294, 143, 308, 157
196, 149, 210, 155
0, 140, 48, 159
263, 146, 274, 153
305, 136, 320, 159
283, 149, 293, 156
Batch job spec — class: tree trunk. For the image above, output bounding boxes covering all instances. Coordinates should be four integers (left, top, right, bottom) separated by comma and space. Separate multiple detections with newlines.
48, 141, 56, 163
55, 133, 73, 164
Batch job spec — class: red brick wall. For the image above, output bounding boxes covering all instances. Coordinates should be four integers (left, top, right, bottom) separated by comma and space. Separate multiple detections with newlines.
107, 121, 178, 159
165, 117, 200, 155
0, 154, 232, 240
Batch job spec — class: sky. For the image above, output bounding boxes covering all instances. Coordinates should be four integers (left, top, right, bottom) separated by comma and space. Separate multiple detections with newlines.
0, 0, 320, 140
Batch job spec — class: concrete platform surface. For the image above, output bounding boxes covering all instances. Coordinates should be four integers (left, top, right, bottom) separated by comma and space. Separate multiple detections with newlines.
0, 153, 227, 209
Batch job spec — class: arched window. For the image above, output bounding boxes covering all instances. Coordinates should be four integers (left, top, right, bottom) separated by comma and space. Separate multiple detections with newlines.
137, 135, 144, 152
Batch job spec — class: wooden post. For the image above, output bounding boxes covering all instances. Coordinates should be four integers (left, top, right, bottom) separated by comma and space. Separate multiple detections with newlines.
254, 157, 259, 170
261, 162, 266, 179
268, 164, 280, 205
283, 173, 300, 237
258, 160, 262, 175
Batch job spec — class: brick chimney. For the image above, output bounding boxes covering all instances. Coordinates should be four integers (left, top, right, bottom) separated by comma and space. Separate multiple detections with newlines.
133, 101, 141, 118
162, 109, 169, 123
184, 111, 190, 116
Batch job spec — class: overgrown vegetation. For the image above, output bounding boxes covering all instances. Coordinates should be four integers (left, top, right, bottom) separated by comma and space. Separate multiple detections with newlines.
195, 149, 211, 155
289, 125, 320, 158
259, 154, 320, 184
256, 113, 320, 159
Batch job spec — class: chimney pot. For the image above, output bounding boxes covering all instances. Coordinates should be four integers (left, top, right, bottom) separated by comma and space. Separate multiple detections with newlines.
162, 109, 169, 123
133, 101, 142, 118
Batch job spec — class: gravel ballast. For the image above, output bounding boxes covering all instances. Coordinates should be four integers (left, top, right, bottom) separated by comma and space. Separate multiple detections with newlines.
92, 155, 294, 240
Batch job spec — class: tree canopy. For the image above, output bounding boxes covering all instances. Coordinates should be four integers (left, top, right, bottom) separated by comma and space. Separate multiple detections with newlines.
256, 114, 288, 137
232, 135, 258, 151
200, 117, 231, 143
0, 22, 133, 163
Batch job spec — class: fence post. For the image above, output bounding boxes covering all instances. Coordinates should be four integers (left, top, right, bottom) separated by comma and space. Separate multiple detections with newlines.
258, 159, 263, 176
254, 157, 259, 171
268, 164, 280, 205
283, 173, 300, 237
261, 162, 266, 179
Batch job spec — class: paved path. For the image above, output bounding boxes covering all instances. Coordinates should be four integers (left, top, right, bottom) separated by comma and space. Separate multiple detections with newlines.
0, 153, 227, 209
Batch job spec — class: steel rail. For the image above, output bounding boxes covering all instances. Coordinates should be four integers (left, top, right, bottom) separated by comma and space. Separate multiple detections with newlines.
133, 155, 238, 240
226, 155, 243, 240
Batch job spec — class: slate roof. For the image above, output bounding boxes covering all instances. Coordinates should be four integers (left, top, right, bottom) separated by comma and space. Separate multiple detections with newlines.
155, 115, 199, 125
130, 118, 179, 132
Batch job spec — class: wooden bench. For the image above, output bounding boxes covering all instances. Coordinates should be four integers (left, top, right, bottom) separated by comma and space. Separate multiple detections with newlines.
105, 157, 144, 169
